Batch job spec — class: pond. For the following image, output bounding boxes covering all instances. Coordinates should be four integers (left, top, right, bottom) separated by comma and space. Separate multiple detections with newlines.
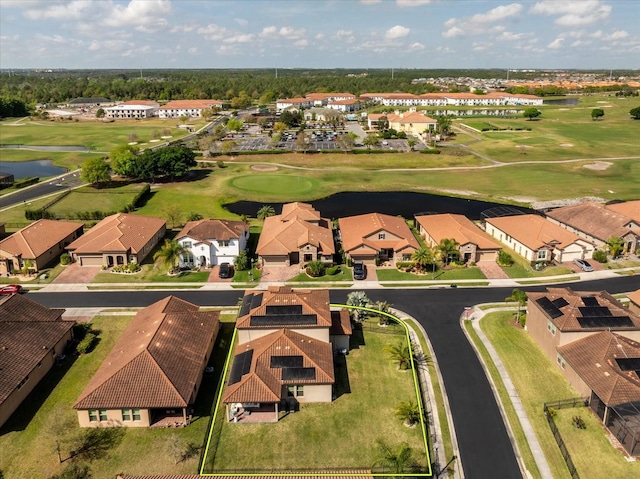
543, 98, 580, 105
225, 191, 535, 221
0, 160, 67, 179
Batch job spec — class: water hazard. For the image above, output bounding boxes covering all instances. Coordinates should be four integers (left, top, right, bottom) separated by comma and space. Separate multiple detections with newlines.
0, 160, 67, 179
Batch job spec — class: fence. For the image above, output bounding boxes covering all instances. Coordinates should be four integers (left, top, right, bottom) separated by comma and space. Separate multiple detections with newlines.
543, 397, 588, 479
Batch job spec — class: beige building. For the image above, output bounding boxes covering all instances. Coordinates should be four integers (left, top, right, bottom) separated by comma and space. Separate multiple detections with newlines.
223, 287, 351, 422
66, 213, 166, 267
0, 219, 84, 275
416, 213, 502, 263
368, 110, 437, 138
339, 212, 420, 266
0, 294, 71, 428
74, 296, 219, 428
257, 202, 335, 267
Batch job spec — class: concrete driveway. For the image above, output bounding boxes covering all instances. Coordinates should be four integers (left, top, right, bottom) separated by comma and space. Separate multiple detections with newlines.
52, 263, 100, 283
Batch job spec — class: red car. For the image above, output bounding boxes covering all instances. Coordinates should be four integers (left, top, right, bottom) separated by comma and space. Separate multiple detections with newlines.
0, 284, 24, 295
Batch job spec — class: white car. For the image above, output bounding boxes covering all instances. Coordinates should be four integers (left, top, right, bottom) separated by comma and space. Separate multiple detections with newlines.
573, 258, 593, 272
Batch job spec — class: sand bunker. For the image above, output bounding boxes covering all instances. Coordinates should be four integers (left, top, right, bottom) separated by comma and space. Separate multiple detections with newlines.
515, 145, 533, 149
583, 162, 613, 170
559, 143, 574, 147
251, 164, 278, 172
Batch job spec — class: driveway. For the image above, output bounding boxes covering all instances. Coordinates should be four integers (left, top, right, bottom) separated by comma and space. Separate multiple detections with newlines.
52, 263, 100, 283
259, 264, 301, 283
207, 265, 234, 283
476, 261, 510, 279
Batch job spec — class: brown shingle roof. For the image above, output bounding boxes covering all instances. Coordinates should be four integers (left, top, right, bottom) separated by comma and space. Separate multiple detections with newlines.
605, 200, 640, 223
176, 219, 248, 243
339, 213, 420, 254
0, 295, 69, 406
558, 331, 640, 406
74, 296, 219, 410
416, 213, 501, 250
546, 202, 637, 242
486, 214, 585, 250
527, 287, 640, 332
236, 287, 333, 330
629, 289, 640, 308
66, 213, 165, 255
257, 204, 334, 257
330, 309, 353, 336
223, 329, 335, 404
0, 219, 83, 259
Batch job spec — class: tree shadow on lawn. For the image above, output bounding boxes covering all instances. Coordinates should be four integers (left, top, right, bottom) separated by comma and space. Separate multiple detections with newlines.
0, 355, 78, 434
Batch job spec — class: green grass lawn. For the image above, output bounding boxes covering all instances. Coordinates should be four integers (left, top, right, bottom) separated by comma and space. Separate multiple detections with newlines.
231, 267, 262, 283
47, 183, 148, 219
0, 262, 66, 285
92, 265, 210, 283
477, 311, 640, 479
230, 174, 319, 195
376, 266, 486, 281
203, 323, 428, 473
500, 250, 574, 278
288, 265, 354, 282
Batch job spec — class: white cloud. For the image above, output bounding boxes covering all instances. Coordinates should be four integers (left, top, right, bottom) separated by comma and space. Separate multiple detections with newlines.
359, 0, 382, 4
198, 24, 228, 41
385, 25, 410, 39
234, 18, 248, 27
88, 38, 133, 53
223, 34, 254, 44
278, 27, 306, 39
294, 39, 309, 47
260, 26, 278, 37
530, 0, 611, 27
472, 41, 493, 51
315, 33, 325, 40
409, 41, 425, 50
443, 3, 522, 37
607, 30, 628, 40
547, 37, 564, 49
497, 31, 529, 41
22, 0, 93, 20
188, 47, 198, 54
397, 0, 433, 7
103, 0, 171, 33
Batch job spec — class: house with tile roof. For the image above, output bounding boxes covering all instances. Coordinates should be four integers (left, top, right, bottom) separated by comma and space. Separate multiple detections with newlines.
66, 213, 166, 267
74, 296, 219, 428
256, 202, 335, 267
339, 213, 420, 266
0, 219, 84, 276
628, 289, 640, 316
158, 99, 222, 119
223, 287, 351, 422
484, 214, 594, 264
104, 100, 159, 119
545, 202, 640, 255
176, 219, 249, 268
0, 294, 71, 428
415, 213, 502, 263
367, 110, 437, 138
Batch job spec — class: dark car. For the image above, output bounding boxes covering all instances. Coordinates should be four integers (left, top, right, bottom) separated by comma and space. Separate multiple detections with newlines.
353, 262, 367, 280
218, 262, 233, 279
0, 284, 23, 295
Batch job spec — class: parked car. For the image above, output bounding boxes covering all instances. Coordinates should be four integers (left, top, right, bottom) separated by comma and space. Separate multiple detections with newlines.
0, 284, 23, 295
218, 262, 233, 279
573, 258, 594, 272
353, 262, 367, 280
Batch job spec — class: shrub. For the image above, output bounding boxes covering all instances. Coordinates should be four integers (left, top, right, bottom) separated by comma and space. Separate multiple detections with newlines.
73, 323, 92, 341
326, 265, 341, 275
396, 261, 413, 269
306, 260, 325, 277
592, 249, 607, 263
497, 250, 514, 266
127, 262, 141, 273
76, 332, 96, 354
234, 250, 249, 271
419, 148, 441, 155
547, 407, 557, 419
60, 253, 71, 265
572, 415, 587, 429
216, 159, 225, 168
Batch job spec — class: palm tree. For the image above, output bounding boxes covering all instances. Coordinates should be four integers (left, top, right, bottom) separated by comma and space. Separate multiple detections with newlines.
505, 288, 527, 325
384, 341, 412, 370
257, 205, 276, 220
607, 236, 624, 258
374, 439, 414, 474
411, 246, 434, 272
372, 300, 393, 325
394, 400, 422, 427
153, 239, 186, 274
438, 238, 460, 266
346, 290, 370, 322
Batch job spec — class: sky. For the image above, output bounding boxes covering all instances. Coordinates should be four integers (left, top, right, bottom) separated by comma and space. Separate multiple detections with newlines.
1, 0, 638, 70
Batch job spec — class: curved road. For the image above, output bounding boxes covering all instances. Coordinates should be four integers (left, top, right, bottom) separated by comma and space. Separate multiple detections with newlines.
32, 276, 639, 479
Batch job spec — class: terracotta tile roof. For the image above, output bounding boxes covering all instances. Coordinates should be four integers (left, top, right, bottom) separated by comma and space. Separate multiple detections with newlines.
339, 213, 420, 255
330, 309, 353, 336
558, 331, 640, 406
546, 202, 638, 242
629, 289, 640, 308
223, 329, 335, 404
328, 98, 360, 105
66, 213, 165, 255
121, 100, 159, 106
386, 111, 437, 124
527, 287, 640, 332
306, 92, 355, 100
160, 100, 222, 110
74, 296, 219, 410
606, 200, 640, 223
0, 219, 83, 259
257, 204, 334, 258
486, 214, 585, 251
276, 97, 309, 104
176, 219, 248, 243
416, 213, 501, 250
236, 287, 333, 330
0, 295, 70, 406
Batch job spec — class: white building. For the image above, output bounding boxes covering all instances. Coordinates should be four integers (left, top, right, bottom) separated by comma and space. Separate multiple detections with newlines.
176, 219, 249, 267
104, 104, 158, 119
158, 99, 222, 119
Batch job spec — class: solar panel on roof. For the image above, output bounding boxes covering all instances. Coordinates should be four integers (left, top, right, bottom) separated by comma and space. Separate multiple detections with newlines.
250, 293, 263, 309
536, 297, 563, 319
582, 296, 600, 307
271, 355, 303, 368
552, 297, 569, 308
616, 358, 640, 372
282, 367, 316, 381
266, 304, 303, 315
239, 294, 253, 317
577, 316, 634, 328
578, 306, 612, 318
228, 350, 253, 385
250, 314, 317, 326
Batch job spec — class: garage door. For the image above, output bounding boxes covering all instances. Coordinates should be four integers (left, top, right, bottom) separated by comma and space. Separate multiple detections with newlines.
79, 256, 103, 266
262, 256, 288, 266
477, 251, 497, 262
560, 251, 583, 262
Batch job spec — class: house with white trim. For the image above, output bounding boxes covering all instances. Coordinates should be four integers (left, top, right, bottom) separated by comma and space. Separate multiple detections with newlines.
176, 219, 249, 268
158, 99, 222, 119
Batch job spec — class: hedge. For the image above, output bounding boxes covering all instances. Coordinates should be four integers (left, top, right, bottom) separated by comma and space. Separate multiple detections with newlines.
14, 177, 39, 189
419, 149, 441, 154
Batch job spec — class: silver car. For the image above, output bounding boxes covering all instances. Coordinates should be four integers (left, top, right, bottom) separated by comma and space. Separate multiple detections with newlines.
573, 259, 594, 272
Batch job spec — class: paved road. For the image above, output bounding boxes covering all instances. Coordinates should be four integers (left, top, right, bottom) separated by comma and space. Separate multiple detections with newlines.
0, 170, 84, 211
31, 276, 639, 479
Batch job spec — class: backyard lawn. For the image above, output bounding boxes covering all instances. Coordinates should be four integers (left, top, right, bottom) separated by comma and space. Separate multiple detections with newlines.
499, 249, 574, 278
47, 183, 148, 219
203, 322, 428, 473
476, 311, 640, 479
376, 266, 486, 282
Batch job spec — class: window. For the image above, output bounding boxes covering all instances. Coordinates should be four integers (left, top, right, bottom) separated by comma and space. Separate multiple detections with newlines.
99, 409, 107, 421
89, 410, 98, 422
537, 250, 547, 260
132, 408, 141, 421
218, 240, 229, 247
378, 233, 386, 240
287, 386, 295, 397
296, 385, 304, 397
122, 409, 131, 421
556, 354, 566, 369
